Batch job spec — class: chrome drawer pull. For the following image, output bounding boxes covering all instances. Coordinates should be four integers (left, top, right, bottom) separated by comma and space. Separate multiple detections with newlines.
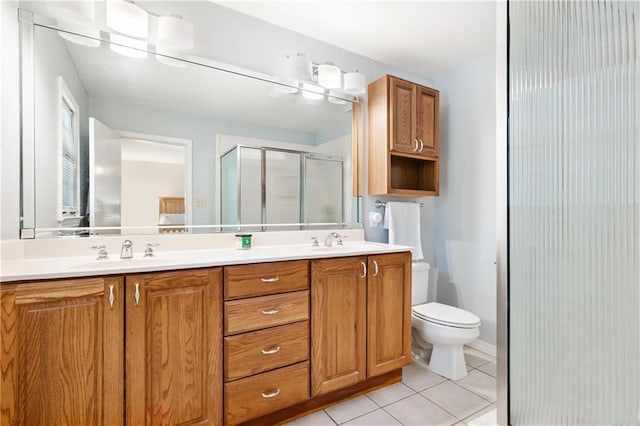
261, 276, 280, 283
261, 389, 281, 399
261, 346, 281, 355
261, 309, 280, 315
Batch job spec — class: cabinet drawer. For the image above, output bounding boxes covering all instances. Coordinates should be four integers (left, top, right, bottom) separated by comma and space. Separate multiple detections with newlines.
224, 260, 309, 300
225, 321, 309, 381
224, 290, 309, 335
225, 361, 310, 425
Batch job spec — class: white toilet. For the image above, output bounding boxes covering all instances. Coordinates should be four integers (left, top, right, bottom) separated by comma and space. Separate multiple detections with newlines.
411, 262, 481, 380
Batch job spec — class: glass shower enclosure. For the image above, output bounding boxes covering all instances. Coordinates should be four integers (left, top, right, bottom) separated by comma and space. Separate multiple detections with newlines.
220, 145, 344, 231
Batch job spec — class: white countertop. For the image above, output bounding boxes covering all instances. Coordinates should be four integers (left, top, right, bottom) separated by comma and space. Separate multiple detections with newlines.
0, 240, 411, 283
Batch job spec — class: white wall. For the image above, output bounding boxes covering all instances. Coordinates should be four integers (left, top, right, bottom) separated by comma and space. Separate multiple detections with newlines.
120, 160, 185, 232
433, 54, 497, 344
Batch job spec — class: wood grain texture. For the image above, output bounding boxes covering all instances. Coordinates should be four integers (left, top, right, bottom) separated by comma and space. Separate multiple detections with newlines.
367, 76, 390, 196
310, 257, 367, 396
1, 277, 123, 426
224, 321, 309, 381
224, 260, 309, 300
390, 76, 417, 155
367, 253, 413, 378
225, 361, 310, 425
224, 291, 309, 336
352, 102, 365, 196
389, 154, 438, 195
416, 85, 439, 157
125, 268, 222, 426
239, 369, 402, 426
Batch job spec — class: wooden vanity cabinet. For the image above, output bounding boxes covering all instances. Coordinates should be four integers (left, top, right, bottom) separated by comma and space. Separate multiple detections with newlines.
368, 74, 440, 196
310, 252, 412, 396
0, 277, 124, 425
366, 252, 412, 377
125, 268, 223, 426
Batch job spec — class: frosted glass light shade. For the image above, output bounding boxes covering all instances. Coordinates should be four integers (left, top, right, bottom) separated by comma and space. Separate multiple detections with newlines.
343, 71, 366, 95
317, 64, 341, 88
58, 24, 101, 48
288, 53, 312, 81
157, 15, 194, 50
110, 34, 147, 58
106, 0, 148, 38
301, 83, 324, 100
47, 1, 95, 24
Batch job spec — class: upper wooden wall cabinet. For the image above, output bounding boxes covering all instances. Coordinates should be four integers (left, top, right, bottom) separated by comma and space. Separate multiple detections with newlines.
368, 75, 440, 196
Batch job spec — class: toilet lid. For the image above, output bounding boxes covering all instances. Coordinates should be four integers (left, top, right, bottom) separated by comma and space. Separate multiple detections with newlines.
412, 302, 481, 328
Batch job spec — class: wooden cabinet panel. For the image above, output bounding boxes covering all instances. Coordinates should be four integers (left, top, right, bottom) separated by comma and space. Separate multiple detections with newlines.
125, 268, 222, 426
367, 253, 413, 378
224, 321, 309, 381
0, 277, 123, 426
311, 257, 367, 396
416, 85, 439, 157
224, 260, 309, 300
390, 77, 416, 154
225, 361, 310, 425
224, 290, 309, 335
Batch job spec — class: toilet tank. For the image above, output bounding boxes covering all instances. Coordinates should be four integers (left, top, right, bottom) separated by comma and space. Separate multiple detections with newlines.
411, 262, 431, 306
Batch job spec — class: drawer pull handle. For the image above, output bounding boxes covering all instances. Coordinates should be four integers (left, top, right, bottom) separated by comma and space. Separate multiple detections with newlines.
108, 284, 115, 309
361, 261, 367, 278
373, 260, 379, 277
261, 309, 280, 315
261, 276, 280, 283
261, 346, 281, 355
134, 283, 140, 305
261, 389, 281, 399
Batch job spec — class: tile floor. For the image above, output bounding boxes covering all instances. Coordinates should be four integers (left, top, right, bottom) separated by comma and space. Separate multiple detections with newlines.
285, 347, 497, 426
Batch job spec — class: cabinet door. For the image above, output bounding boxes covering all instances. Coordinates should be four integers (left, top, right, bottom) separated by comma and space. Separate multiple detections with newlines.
367, 252, 412, 377
0, 277, 124, 425
311, 257, 367, 396
415, 85, 439, 157
389, 77, 418, 155
126, 268, 222, 426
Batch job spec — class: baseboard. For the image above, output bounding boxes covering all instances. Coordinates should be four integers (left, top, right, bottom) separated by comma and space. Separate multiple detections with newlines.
465, 339, 497, 358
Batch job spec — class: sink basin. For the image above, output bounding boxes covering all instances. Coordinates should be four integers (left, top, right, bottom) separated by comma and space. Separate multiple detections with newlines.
71, 257, 169, 270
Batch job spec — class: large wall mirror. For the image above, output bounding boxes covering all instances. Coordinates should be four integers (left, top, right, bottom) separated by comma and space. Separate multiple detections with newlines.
20, 6, 362, 238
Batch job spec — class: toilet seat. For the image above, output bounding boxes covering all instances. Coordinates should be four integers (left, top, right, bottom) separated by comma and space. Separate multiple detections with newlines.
412, 302, 481, 329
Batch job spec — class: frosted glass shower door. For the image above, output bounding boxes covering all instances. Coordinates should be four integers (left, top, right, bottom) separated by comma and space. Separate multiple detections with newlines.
305, 156, 343, 224
264, 150, 301, 226
509, 1, 639, 424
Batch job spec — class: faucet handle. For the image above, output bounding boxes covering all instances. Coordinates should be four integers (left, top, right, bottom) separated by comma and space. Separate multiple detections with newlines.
336, 235, 347, 246
310, 236, 319, 248
90, 245, 109, 260
144, 243, 159, 258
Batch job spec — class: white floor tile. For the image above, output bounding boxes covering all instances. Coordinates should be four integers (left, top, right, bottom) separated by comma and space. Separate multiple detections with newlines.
465, 406, 497, 426
456, 370, 497, 402
421, 381, 491, 420
476, 361, 496, 378
366, 382, 415, 407
324, 395, 378, 424
463, 348, 494, 369
402, 362, 448, 392
284, 409, 337, 425
384, 394, 458, 426
342, 409, 401, 425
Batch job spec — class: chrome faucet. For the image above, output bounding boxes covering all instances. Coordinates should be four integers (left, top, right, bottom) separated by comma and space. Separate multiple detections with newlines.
144, 243, 159, 258
91, 245, 109, 260
324, 232, 345, 247
120, 240, 133, 259
311, 236, 319, 248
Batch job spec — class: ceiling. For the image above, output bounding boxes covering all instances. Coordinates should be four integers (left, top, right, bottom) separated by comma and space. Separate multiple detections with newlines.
216, 1, 497, 77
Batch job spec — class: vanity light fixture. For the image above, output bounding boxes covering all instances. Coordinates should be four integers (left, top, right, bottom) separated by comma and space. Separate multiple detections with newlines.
301, 83, 324, 100
327, 90, 347, 105
288, 53, 313, 81
317, 63, 341, 89
47, 1, 95, 24
106, 0, 149, 38
157, 15, 194, 51
110, 33, 148, 58
343, 71, 367, 95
